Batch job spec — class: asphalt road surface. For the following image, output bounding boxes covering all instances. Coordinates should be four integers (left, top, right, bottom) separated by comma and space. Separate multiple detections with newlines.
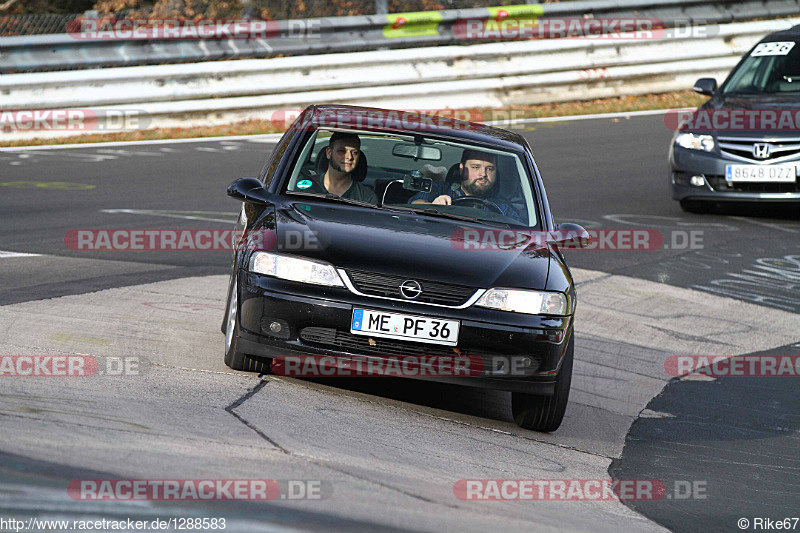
0, 115, 798, 532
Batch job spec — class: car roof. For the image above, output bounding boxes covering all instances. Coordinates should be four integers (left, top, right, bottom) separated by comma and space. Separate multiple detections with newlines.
298, 104, 530, 153
761, 24, 800, 42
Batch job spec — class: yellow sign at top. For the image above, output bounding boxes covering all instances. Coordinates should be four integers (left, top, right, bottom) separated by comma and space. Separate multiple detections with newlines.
487, 5, 545, 20
383, 11, 444, 39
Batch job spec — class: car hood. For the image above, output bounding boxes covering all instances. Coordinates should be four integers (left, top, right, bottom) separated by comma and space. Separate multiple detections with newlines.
681, 95, 800, 139
269, 201, 552, 290
706, 94, 800, 111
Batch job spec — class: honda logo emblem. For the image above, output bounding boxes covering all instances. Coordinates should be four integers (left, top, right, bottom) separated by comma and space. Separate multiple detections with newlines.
752, 143, 772, 159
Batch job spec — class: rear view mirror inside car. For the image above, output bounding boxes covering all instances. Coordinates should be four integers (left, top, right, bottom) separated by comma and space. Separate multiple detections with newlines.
392, 142, 442, 161
402, 171, 433, 192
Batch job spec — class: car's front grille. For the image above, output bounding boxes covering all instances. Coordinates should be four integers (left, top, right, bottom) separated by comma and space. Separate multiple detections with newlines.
346, 269, 478, 306
298, 326, 541, 372
706, 175, 800, 193
718, 136, 800, 163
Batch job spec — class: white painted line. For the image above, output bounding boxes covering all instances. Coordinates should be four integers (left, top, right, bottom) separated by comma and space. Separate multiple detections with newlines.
639, 409, 676, 419
0, 251, 42, 258
0, 133, 284, 152
100, 209, 236, 224
485, 108, 677, 127
0, 107, 681, 151
727, 216, 800, 234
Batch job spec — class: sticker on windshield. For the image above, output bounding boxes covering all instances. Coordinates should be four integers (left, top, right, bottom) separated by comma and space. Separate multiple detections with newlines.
751, 42, 796, 56
296, 179, 313, 189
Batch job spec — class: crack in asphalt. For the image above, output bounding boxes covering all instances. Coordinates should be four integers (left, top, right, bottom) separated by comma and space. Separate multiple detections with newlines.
575, 359, 668, 381
644, 324, 737, 346
307, 461, 449, 507
266, 376, 618, 461
419, 411, 618, 460
0, 411, 279, 453
573, 273, 613, 287
224, 377, 290, 454
225, 376, 465, 508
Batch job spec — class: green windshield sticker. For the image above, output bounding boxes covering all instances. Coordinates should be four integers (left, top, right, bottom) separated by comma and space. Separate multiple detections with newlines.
383, 11, 443, 39
297, 180, 313, 189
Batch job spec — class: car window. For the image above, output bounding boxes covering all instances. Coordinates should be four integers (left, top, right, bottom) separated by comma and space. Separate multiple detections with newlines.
285, 128, 538, 228
258, 130, 291, 186
724, 41, 800, 94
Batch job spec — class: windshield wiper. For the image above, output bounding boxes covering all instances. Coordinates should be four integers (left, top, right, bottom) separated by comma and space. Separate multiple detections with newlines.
390, 205, 513, 227
287, 192, 515, 225
289, 191, 383, 209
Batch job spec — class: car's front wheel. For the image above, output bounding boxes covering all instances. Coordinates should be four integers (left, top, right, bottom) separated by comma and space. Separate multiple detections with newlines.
224, 275, 271, 374
511, 335, 574, 432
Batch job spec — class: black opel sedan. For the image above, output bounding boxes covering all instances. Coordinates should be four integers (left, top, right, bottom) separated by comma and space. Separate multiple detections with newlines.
670, 24, 800, 212
222, 105, 588, 432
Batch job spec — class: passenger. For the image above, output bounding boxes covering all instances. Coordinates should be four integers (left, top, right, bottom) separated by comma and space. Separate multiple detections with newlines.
411, 149, 521, 221
318, 132, 377, 204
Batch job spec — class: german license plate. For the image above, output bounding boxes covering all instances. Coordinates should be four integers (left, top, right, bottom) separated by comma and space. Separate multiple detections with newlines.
351, 308, 460, 346
725, 164, 798, 182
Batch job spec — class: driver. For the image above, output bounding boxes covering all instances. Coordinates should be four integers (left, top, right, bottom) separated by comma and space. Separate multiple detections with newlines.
410, 149, 521, 222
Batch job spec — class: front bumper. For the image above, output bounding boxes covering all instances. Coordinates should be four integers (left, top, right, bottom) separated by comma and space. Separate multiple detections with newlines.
235, 271, 573, 395
670, 147, 800, 202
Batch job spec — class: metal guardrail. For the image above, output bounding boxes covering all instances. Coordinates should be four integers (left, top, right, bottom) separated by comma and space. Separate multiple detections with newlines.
0, 13, 76, 36
1, 0, 799, 73
2, 17, 798, 143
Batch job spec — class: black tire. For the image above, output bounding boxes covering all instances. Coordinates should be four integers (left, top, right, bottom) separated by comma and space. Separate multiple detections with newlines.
221, 273, 233, 334
224, 275, 272, 374
679, 199, 713, 214
512, 335, 574, 432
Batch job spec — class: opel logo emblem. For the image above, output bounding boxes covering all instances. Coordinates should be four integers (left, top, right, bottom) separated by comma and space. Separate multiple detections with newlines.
399, 280, 422, 299
753, 143, 772, 160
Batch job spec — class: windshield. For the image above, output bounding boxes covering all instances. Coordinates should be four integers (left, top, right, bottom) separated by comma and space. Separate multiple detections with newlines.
285, 128, 539, 228
723, 40, 800, 94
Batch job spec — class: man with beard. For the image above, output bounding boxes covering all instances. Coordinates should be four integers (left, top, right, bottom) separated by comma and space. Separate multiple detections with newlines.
410, 149, 521, 222
316, 132, 377, 204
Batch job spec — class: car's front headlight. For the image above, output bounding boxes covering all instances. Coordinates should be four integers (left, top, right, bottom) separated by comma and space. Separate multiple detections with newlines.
675, 133, 715, 152
249, 252, 344, 287
475, 288, 569, 316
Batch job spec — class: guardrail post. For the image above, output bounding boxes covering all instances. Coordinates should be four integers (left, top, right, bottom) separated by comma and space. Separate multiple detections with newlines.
375, 0, 388, 15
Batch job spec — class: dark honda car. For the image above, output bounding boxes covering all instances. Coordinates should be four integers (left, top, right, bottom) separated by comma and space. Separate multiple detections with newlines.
670, 24, 800, 212
222, 105, 588, 432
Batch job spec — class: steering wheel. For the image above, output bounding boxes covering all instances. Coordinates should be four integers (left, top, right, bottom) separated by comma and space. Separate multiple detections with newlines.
452, 196, 504, 215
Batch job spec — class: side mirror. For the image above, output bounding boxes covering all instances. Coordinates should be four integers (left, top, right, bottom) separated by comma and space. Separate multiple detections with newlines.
549, 223, 591, 248
693, 78, 717, 96
227, 177, 274, 204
